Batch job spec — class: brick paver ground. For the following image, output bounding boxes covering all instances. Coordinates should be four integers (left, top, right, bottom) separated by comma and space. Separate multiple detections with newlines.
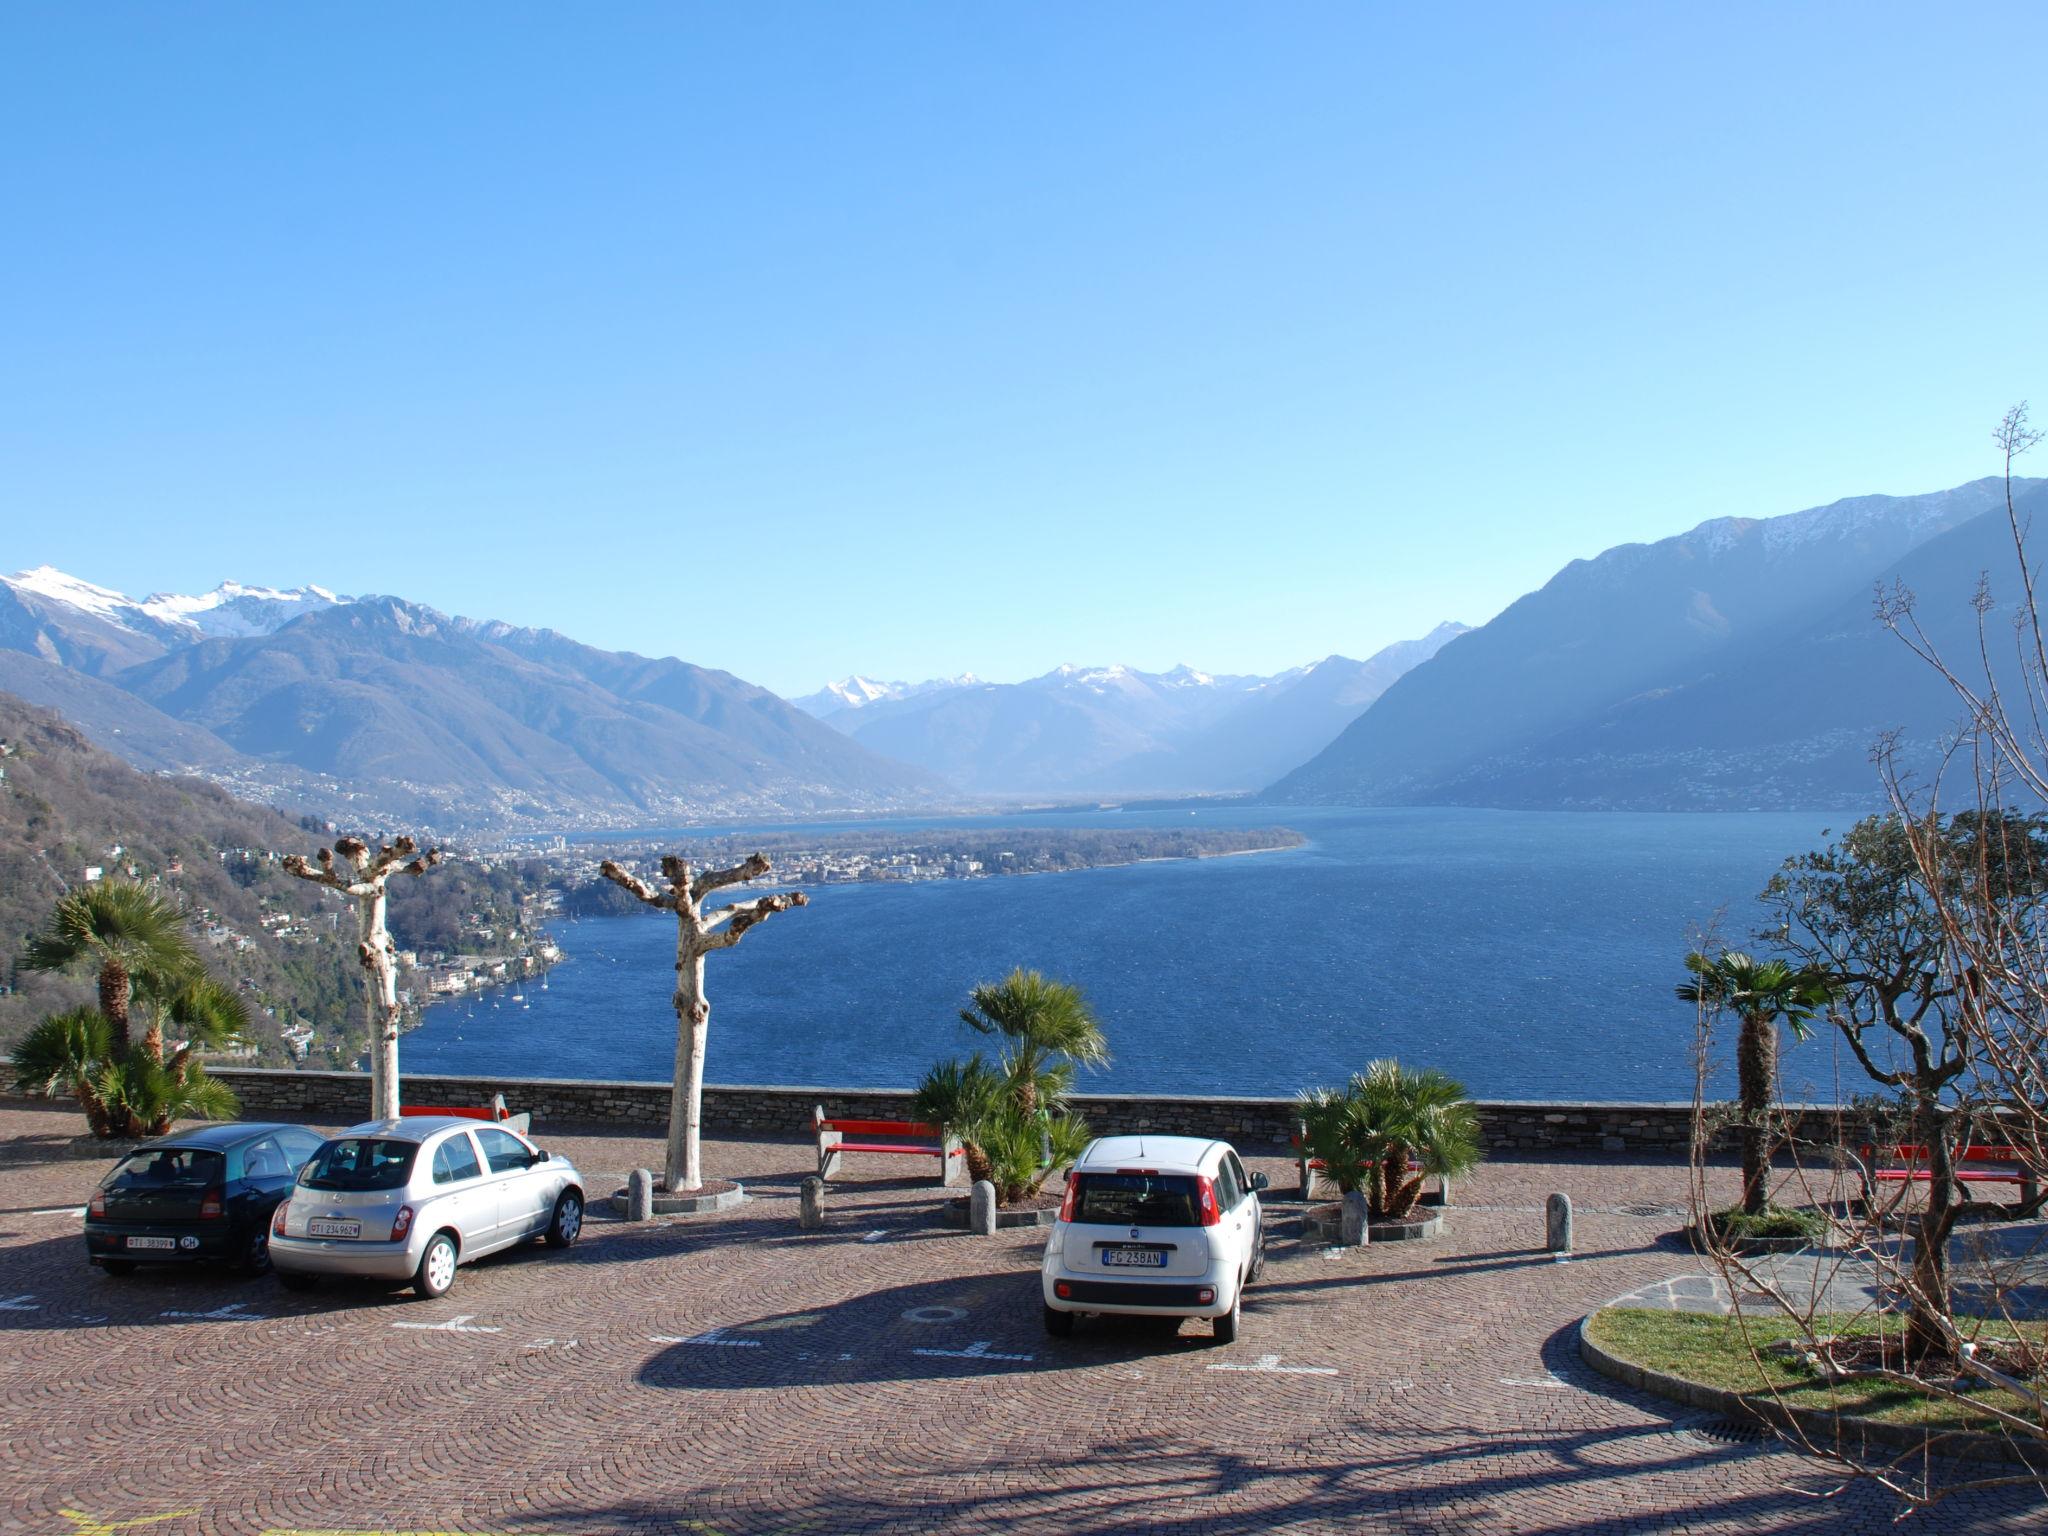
2, 1100, 2042, 1535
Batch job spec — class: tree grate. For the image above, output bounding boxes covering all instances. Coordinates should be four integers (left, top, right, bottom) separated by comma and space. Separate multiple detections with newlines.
1685, 1417, 1775, 1445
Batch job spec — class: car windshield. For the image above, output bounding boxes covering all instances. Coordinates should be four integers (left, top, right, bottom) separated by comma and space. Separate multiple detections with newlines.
102, 1147, 224, 1191
298, 1138, 418, 1192
1071, 1172, 1203, 1226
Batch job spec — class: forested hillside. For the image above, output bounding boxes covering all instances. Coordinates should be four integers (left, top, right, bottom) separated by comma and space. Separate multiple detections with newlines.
0, 691, 533, 1067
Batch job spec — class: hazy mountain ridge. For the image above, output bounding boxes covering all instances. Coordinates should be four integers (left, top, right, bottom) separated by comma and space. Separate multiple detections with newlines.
812, 627, 1468, 794
1268, 477, 2044, 810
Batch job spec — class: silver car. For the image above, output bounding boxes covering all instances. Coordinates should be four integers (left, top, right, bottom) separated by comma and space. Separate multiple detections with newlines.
269, 1117, 585, 1299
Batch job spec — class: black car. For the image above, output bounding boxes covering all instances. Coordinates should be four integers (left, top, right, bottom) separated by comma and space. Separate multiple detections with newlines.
86, 1122, 327, 1276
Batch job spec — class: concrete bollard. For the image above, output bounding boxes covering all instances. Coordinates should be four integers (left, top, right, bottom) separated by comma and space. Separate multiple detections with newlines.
1546, 1192, 1573, 1256
626, 1168, 655, 1223
1339, 1189, 1371, 1247
798, 1176, 825, 1230
969, 1180, 998, 1236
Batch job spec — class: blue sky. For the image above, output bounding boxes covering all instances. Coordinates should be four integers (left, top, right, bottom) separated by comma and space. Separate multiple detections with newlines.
2, 5, 2043, 696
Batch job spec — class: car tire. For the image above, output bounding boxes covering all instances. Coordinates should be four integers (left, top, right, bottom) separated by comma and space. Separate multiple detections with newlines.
100, 1259, 136, 1278
1043, 1303, 1075, 1338
412, 1233, 459, 1300
544, 1190, 583, 1249
277, 1270, 320, 1293
235, 1227, 272, 1277
1213, 1282, 1242, 1345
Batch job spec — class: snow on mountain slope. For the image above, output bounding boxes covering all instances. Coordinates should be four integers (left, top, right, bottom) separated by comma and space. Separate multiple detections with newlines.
791, 673, 979, 718
3, 566, 349, 640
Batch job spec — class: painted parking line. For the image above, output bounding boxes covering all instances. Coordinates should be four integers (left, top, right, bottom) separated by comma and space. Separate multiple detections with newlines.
650, 1327, 761, 1348
859, 1230, 889, 1244
0, 1294, 42, 1311
1208, 1354, 1337, 1376
911, 1339, 1033, 1363
34, 1206, 87, 1217
391, 1314, 501, 1334
162, 1302, 261, 1321
1499, 1374, 1572, 1389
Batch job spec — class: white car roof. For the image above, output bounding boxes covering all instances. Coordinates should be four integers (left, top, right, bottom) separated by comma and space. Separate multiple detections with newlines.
1074, 1134, 1226, 1176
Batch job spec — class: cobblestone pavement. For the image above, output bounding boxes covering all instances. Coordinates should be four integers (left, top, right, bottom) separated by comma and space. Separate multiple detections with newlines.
2, 1101, 2042, 1535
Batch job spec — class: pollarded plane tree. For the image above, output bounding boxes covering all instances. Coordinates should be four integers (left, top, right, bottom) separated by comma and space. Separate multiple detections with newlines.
599, 852, 807, 1194
283, 835, 441, 1122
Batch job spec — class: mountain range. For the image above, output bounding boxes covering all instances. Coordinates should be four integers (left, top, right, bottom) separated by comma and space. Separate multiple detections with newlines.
0, 572, 939, 832
1269, 477, 2045, 809
796, 627, 1469, 795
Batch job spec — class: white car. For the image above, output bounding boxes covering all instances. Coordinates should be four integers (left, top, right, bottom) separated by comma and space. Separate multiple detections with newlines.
1041, 1135, 1267, 1342
269, 1117, 585, 1299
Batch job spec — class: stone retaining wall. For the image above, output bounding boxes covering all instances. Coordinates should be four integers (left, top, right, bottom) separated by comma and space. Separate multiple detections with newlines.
208, 1069, 1855, 1154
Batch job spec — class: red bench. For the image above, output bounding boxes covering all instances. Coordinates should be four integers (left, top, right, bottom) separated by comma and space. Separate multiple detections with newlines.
1857, 1143, 2041, 1211
402, 1093, 531, 1135
815, 1106, 965, 1188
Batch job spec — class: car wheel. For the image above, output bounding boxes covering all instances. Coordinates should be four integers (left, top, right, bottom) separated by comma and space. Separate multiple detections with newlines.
1213, 1282, 1242, 1345
1043, 1303, 1075, 1338
100, 1259, 136, 1278
413, 1233, 458, 1299
235, 1226, 273, 1277
544, 1190, 583, 1249
277, 1270, 320, 1293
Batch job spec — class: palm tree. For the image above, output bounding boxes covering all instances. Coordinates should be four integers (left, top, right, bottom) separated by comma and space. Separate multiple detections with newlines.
141, 971, 252, 1074
19, 882, 199, 1061
960, 969, 1110, 1117
912, 1054, 1006, 1186
1351, 1060, 1483, 1220
1676, 949, 1834, 1216
96, 1054, 239, 1138
10, 1008, 116, 1137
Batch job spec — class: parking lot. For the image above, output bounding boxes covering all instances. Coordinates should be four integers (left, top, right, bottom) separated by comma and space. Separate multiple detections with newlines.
2, 1100, 2043, 1535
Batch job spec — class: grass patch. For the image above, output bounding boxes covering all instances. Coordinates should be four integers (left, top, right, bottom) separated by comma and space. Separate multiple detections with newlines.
1705, 1204, 1825, 1244
1586, 1307, 2048, 1434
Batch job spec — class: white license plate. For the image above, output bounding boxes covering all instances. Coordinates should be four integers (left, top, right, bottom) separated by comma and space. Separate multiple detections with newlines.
1103, 1247, 1167, 1268
126, 1235, 177, 1251
308, 1218, 362, 1238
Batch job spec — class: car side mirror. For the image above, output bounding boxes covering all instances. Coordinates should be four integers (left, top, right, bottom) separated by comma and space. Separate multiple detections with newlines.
1249, 1173, 1270, 1192
535, 1149, 550, 1164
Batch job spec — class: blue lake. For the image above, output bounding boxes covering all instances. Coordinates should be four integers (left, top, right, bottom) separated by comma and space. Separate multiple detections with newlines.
402, 805, 1867, 1101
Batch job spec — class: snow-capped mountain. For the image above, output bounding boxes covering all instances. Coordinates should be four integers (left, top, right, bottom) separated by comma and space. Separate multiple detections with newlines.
791, 673, 980, 718
1, 566, 351, 662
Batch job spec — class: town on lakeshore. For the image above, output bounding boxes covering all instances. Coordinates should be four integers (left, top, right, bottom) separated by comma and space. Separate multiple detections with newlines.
6, 9, 2048, 1536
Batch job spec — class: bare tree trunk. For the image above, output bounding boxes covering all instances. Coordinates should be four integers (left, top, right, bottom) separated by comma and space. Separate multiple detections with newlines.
284, 836, 439, 1124
361, 884, 402, 1122
669, 946, 710, 1191
1737, 1013, 1776, 1215
1907, 1098, 1960, 1360
601, 853, 806, 1196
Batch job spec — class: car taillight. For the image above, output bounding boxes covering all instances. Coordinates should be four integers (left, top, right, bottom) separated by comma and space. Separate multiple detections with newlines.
390, 1205, 415, 1241
198, 1188, 224, 1220
1197, 1287, 1215, 1305
1057, 1176, 1080, 1223
272, 1202, 291, 1236
1055, 1281, 1072, 1299
89, 1190, 106, 1217
1196, 1176, 1221, 1227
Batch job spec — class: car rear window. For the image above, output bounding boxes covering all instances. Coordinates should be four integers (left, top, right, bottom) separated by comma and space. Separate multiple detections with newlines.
1070, 1172, 1204, 1227
298, 1138, 418, 1191
102, 1148, 224, 1191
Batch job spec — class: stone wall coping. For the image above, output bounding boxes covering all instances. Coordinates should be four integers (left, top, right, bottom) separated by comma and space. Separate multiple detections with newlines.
202, 1068, 1849, 1115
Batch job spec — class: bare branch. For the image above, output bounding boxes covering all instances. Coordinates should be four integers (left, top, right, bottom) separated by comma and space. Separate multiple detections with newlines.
701, 889, 808, 948
600, 859, 673, 910
691, 853, 773, 903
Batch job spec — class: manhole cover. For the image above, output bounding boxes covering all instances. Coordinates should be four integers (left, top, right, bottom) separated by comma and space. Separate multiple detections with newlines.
1615, 1202, 1686, 1219
1686, 1418, 1773, 1445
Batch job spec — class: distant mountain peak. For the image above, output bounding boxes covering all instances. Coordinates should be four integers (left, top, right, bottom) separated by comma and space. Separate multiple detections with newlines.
6, 565, 351, 641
